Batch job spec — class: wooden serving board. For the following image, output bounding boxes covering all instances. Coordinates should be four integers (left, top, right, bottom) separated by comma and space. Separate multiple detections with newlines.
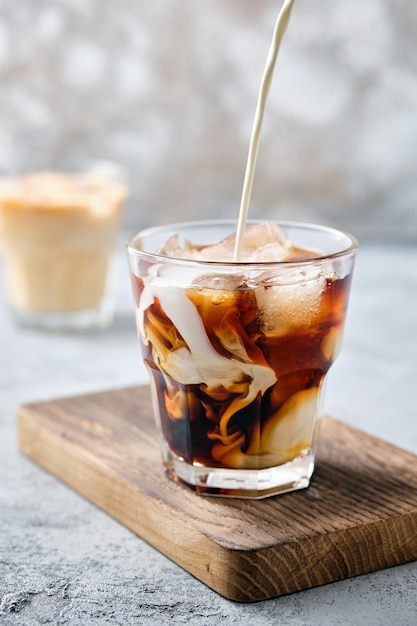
17, 385, 417, 602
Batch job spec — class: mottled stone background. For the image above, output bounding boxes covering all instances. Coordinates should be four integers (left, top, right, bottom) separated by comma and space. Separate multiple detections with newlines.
0, 0, 416, 242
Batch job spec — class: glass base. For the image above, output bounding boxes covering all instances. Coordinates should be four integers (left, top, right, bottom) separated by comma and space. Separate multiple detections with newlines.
12, 301, 114, 332
163, 450, 315, 499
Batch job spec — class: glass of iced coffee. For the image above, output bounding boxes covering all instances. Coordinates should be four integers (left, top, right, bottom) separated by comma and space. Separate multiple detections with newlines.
0, 164, 128, 330
127, 220, 357, 498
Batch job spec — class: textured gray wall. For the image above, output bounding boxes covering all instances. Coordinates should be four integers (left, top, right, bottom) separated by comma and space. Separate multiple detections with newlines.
1, 0, 416, 243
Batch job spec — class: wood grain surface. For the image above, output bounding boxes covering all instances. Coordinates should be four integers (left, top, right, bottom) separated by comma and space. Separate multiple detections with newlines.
17, 385, 417, 602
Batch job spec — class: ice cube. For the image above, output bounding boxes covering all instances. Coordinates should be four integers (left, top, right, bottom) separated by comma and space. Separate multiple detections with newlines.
156, 223, 297, 263
256, 269, 326, 336
321, 326, 343, 361
191, 271, 248, 291
156, 234, 196, 259
242, 222, 290, 249
196, 222, 292, 262
249, 242, 293, 262
260, 387, 319, 463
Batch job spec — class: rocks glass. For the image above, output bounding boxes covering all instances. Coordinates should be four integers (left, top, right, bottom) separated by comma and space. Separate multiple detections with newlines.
126, 220, 357, 498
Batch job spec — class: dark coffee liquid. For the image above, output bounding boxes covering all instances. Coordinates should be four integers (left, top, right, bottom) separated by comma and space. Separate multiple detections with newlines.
135, 269, 352, 470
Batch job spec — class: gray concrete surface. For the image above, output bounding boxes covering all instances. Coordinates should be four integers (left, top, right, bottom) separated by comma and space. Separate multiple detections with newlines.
1, 241, 417, 625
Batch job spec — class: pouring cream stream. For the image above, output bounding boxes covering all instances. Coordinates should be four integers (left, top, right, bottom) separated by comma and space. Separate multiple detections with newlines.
234, 0, 296, 262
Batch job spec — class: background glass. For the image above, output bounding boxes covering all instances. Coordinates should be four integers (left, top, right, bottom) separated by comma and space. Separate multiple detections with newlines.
0, 161, 127, 331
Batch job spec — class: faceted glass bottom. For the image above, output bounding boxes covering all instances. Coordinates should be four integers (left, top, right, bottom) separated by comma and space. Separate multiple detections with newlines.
162, 447, 315, 499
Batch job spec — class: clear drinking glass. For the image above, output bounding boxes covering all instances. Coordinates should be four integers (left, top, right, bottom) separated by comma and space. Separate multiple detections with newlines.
0, 161, 128, 331
126, 220, 357, 498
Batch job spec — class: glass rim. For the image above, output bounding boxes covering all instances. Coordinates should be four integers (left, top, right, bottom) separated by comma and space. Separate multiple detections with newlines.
126, 219, 358, 268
